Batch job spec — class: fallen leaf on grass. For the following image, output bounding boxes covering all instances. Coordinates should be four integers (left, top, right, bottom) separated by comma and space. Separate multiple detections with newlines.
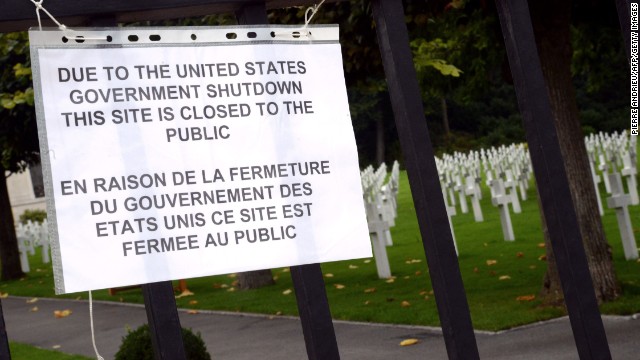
220, 284, 229, 288
516, 295, 536, 302
419, 291, 428, 296
415, 271, 422, 276
26, 298, 38, 304
364, 259, 372, 264
364, 288, 376, 293
403, 276, 411, 279
424, 296, 430, 301
282, 289, 292, 295
348, 264, 359, 269
385, 278, 395, 283
400, 339, 419, 346
281, 268, 290, 273
473, 267, 479, 273
272, 275, 279, 281
227, 273, 237, 278
516, 252, 524, 258
401, 301, 411, 308
364, 300, 371, 305
0, 293, 8, 299
226, 287, 236, 292
486, 260, 497, 266
334, 284, 345, 290
188, 300, 198, 305
538, 255, 547, 261
54, 310, 72, 318
499, 275, 511, 281
537, 243, 546, 248
187, 310, 199, 315
324, 273, 334, 278
175, 290, 194, 298
30, 306, 38, 312
529, 265, 537, 270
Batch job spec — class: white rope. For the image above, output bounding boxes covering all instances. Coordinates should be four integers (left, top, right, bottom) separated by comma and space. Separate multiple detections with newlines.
304, 0, 326, 29
88, 291, 105, 360
28, 0, 107, 41
274, 0, 326, 38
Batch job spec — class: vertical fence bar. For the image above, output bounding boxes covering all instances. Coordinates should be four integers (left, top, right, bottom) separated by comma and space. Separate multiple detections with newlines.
290, 264, 341, 360
0, 299, 11, 359
234, 4, 340, 360
494, 0, 612, 358
235, 1, 269, 24
142, 282, 186, 360
371, 1, 479, 359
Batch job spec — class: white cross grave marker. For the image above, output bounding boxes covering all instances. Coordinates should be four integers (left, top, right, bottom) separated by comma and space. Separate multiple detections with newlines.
606, 172, 638, 260
454, 174, 469, 214
490, 178, 515, 241
465, 175, 484, 222
504, 169, 522, 214
599, 154, 612, 194
621, 152, 639, 206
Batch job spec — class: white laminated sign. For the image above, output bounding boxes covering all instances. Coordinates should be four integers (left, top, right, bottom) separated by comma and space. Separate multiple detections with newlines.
29, 26, 372, 294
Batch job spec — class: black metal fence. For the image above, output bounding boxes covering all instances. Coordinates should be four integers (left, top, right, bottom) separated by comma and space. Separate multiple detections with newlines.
0, 1, 630, 359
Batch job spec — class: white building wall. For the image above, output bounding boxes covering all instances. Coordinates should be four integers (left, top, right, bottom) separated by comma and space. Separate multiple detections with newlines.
6, 169, 46, 223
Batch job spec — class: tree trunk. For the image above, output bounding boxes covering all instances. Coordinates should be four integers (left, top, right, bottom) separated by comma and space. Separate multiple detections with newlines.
237, 269, 275, 290
375, 116, 385, 165
529, 0, 619, 304
0, 165, 24, 280
440, 97, 450, 136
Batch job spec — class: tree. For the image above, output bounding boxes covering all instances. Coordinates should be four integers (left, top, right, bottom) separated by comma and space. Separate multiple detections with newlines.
0, 31, 39, 280
528, 0, 619, 304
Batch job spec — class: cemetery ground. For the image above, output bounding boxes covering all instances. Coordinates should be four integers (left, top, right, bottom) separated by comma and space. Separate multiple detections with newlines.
2, 168, 639, 334
8, 342, 89, 359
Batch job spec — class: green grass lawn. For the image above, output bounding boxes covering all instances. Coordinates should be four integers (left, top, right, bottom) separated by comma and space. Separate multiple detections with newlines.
3, 167, 638, 332
9, 342, 90, 359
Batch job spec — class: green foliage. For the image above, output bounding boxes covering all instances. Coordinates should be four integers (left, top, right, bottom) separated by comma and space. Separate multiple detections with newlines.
19, 208, 47, 224
411, 38, 462, 77
115, 324, 211, 360
0, 31, 40, 173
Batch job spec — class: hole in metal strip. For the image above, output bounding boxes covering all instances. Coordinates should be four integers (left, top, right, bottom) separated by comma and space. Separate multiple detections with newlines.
106, 35, 113, 42
292, 31, 301, 38
247, 32, 257, 39
191, 34, 197, 40
74, 36, 85, 44
128, 34, 139, 42
226, 32, 237, 40
149, 34, 161, 41
61, 36, 68, 43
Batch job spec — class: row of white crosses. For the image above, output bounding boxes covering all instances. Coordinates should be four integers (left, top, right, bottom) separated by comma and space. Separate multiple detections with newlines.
15, 220, 50, 273
483, 144, 532, 242
361, 161, 400, 278
586, 131, 638, 260
436, 143, 532, 249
